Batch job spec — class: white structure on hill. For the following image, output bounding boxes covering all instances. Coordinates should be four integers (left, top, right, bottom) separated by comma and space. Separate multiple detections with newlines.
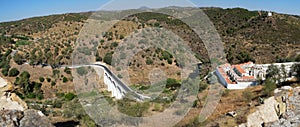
268, 11, 273, 17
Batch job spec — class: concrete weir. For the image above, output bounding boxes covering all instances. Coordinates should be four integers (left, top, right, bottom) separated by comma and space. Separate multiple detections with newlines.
72, 62, 150, 101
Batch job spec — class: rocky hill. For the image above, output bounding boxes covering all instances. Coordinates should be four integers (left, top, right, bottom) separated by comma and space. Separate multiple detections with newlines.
236, 86, 300, 127
203, 8, 300, 64
0, 7, 300, 127
1, 7, 300, 66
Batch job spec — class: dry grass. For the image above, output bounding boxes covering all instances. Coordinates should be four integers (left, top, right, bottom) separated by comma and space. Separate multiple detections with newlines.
176, 85, 265, 127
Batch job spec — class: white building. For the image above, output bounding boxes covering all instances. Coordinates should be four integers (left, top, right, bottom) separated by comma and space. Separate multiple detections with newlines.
216, 62, 297, 89
268, 11, 273, 17
216, 62, 257, 89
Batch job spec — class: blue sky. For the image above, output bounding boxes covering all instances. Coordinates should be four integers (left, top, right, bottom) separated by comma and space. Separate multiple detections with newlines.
1, 0, 299, 22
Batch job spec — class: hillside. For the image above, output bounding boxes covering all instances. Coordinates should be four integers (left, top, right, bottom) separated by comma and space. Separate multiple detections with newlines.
202, 7, 300, 64
1, 8, 299, 66
0, 7, 300, 126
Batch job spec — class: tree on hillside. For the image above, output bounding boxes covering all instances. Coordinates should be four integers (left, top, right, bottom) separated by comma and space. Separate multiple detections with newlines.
1, 68, 9, 76
39, 77, 45, 82
263, 78, 277, 97
95, 51, 102, 62
292, 63, 300, 81
52, 69, 60, 78
8, 68, 20, 77
14, 71, 30, 87
266, 64, 280, 83
64, 67, 71, 75
280, 64, 287, 82
13, 53, 25, 65
104, 52, 113, 65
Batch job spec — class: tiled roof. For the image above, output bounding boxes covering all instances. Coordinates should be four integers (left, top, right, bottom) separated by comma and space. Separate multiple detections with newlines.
217, 61, 256, 85
234, 65, 246, 74
242, 76, 255, 79
217, 67, 236, 84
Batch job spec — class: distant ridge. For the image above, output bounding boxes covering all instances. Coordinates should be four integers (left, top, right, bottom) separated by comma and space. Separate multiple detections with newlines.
138, 6, 151, 10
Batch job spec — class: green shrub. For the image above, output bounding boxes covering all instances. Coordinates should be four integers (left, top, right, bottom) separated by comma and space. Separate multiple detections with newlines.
52, 69, 60, 77
95, 52, 102, 61
104, 52, 113, 65
100, 39, 105, 43
117, 99, 150, 117
116, 67, 121, 71
36, 93, 44, 100
20, 71, 30, 79
2, 68, 9, 76
51, 81, 56, 86
119, 35, 125, 39
0, 61, 10, 69
263, 78, 277, 96
15, 91, 25, 99
166, 78, 181, 90
146, 58, 153, 65
167, 59, 173, 64
56, 93, 65, 98
13, 53, 24, 65
110, 42, 118, 48
14, 71, 30, 87
199, 82, 208, 92
15, 40, 31, 47
117, 74, 123, 79
46, 78, 51, 82
26, 92, 36, 99
53, 100, 63, 108
64, 93, 76, 101
162, 50, 173, 60
8, 68, 19, 77
39, 77, 45, 82
63, 77, 68, 83
64, 67, 71, 74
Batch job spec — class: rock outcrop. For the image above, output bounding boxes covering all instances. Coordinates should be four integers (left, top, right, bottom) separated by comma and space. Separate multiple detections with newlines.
239, 86, 300, 127
239, 97, 280, 127
0, 77, 7, 88
20, 109, 54, 127
267, 87, 300, 127
0, 110, 24, 127
0, 109, 54, 127
0, 80, 53, 127
0, 84, 27, 112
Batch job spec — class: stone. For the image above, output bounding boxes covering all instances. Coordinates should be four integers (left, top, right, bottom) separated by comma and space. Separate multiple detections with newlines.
0, 109, 54, 127
20, 109, 54, 127
267, 88, 300, 127
274, 88, 282, 94
0, 110, 24, 127
0, 77, 7, 88
281, 86, 293, 91
246, 97, 279, 127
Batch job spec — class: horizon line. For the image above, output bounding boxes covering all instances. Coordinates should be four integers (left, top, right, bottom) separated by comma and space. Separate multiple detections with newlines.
0, 6, 299, 23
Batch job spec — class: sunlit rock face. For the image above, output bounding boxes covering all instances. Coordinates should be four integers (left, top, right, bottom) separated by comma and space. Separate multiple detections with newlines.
0, 109, 53, 127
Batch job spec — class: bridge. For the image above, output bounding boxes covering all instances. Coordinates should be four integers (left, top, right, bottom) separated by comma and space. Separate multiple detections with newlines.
70, 62, 150, 101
